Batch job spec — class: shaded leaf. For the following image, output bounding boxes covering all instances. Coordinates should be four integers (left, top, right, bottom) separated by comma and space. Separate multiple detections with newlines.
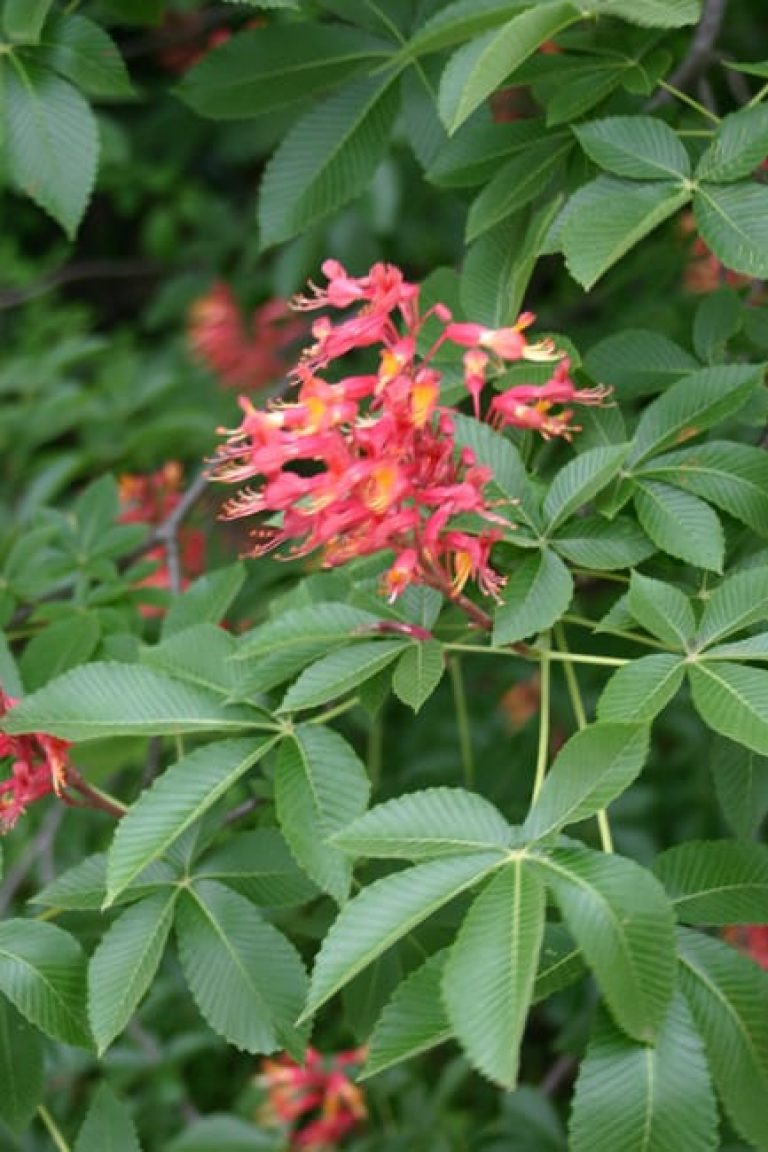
653, 840, 768, 925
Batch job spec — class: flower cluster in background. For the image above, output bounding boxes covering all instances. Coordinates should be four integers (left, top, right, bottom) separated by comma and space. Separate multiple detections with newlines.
0, 689, 70, 832
119, 463, 205, 611
724, 924, 768, 970
211, 260, 607, 604
188, 283, 307, 391
258, 1047, 367, 1149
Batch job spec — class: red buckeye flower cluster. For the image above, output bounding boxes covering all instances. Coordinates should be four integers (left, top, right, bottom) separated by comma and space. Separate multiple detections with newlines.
212, 260, 607, 604
258, 1047, 367, 1149
723, 924, 768, 970
0, 689, 70, 832
188, 283, 307, 390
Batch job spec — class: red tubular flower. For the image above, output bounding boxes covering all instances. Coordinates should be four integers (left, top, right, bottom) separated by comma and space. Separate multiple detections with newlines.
211, 261, 608, 604
0, 690, 70, 831
258, 1047, 367, 1149
723, 924, 768, 969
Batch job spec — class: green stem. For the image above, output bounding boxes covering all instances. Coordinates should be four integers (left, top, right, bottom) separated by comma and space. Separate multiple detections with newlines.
554, 624, 613, 852
748, 79, 768, 108
562, 614, 670, 651
541, 651, 628, 669
443, 641, 627, 667
531, 633, 551, 804
308, 697, 361, 725
657, 79, 720, 123
448, 657, 475, 788
38, 1107, 71, 1152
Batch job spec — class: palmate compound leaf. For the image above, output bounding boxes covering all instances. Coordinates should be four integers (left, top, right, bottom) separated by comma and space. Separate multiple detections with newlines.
588, 0, 701, 26
677, 927, 768, 1149
653, 840, 768, 925
597, 655, 686, 724
278, 639, 409, 712
569, 995, 718, 1152
633, 481, 724, 572
523, 723, 650, 841
364, 949, 453, 1077
689, 661, 768, 756
2, 661, 271, 741
74, 1084, 141, 1152
0, 998, 43, 1135
106, 736, 279, 905
696, 103, 768, 183
626, 571, 695, 649
709, 736, 768, 840
396, 0, 533, 64
258, 73, 400, 248
3, 58, 98, 238
442, 861, 545, 1088
529, 846, 676, 1042
331, 786, 512, 860
437, 2, 582, 134
176, 881, 308, 1057
574, 116, 691, 181
392, 639, 445, 712
0, 920, 90, 1048
88, 891, 178, 1054
37, 13, 134, 98
542, 444, 629, 532
275, 724, 369, 904
301, 852, 506, 1022
694, 182, 768, 279
192, 829, 318, 907
32, 854, 177, 912
493, 550, 573, 646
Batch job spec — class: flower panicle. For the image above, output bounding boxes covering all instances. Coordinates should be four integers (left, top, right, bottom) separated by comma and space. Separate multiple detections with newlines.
211, 260, 609, 606
258, 1046, 367, 1149
0, 689, 71, 832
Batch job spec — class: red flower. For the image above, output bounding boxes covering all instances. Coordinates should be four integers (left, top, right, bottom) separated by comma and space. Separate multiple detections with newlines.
723, 924, 768, 969
211, 261, 608, 605
188, 284, 307, 390
0, 690, 70, 832
258, 1048, 367, 1149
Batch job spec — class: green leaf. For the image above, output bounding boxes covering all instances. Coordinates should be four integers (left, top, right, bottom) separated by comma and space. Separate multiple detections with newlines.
176, 881, 307, 1055
710, 736, 768, 840
628, 363, 763, 466
543, 445, 628, 532
705, 633, 768, 662
569, 996, 717, 1152
3, 662, 267, 741
451, 412, 536, 523
461, 197, 563, 328
590, 0, 700, 25
0, 920, 90, 1047
194, 829, 318, 906
493, 550, 573, 646
3, 0, 53, 43
693, 286, 743, 363
4, 59, 98, 237
574, 116, 690, 180
530, 846, 676, 1042
258, 74, 400, 248
106, 736, 278, 904
0, 631, 23, 697
689, 661, 768, 756
443, 861, 545, 1088
74, 1085, 140, 1152
553, 516, 655, 571
165, 1116, 279, 1152
20, 612, 100, 692
694, 183, 768, 279
678, 927, 768, 1150
640, 441, 768, 536
696, 104, 768, 183
393, 640, 445, 712
533, 923, 586, 1003
437, 2, 581, 133
653, 840, 768, 925
364, 950, 452, 1077
562, 177, 689, 289
32, 854, 176, 912
427, 115, 544, 187
38, 14, 134, 98
598, 655, 686, 723
524, 724, 650, 840
698, 567, 768, 647
466, 136, 571, 241
141, 624, 243, 699
302, 852, 504, 1020
583, 329, 699, 401
0, 998, 43, 1135
89, 891, 177, 1053
278, 639, 408, 712
236, 602, 382, 660
633, 481, 724, 572
398, 0, 531, 63
331, 787, 512, 860
627, 572, 695, 649
163, 564, 245, 637
275, 724, 369, 903
177, 25, 390, 118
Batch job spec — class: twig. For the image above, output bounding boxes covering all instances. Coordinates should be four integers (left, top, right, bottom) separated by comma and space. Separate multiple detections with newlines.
0, 260, 165, 312
540, 1054, 577, 1098
648, 0, 729, 109
150, 470, 210, 594
223, 796, 263, 825
0, 805, 63, 916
